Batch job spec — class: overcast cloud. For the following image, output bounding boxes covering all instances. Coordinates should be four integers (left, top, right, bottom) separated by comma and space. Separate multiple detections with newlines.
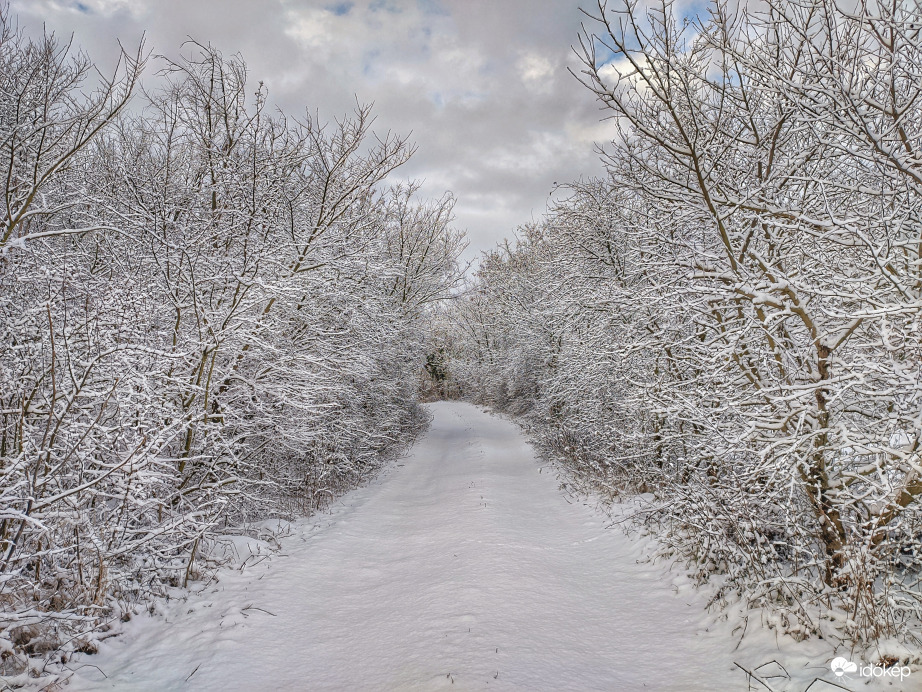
11, 0, 618, 259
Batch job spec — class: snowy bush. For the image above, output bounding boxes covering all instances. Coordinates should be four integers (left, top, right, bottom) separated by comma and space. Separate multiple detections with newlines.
444, 0, 922, 649
0, 10, 463, 672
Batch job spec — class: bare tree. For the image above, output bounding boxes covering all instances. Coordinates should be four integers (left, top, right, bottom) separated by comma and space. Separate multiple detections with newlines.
0, 17, 463, 671
445, 0, 922, 649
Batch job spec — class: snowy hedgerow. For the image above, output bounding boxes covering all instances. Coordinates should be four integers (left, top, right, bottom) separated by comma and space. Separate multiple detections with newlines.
444, 0, 922, 648
0, 10, 463, 669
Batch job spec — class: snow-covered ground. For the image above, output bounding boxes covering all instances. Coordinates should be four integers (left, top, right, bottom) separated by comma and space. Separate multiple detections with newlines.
63, 402, 915, 691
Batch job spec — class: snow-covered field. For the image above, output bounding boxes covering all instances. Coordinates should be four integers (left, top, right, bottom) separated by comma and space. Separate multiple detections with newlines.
62, 402, 915, 691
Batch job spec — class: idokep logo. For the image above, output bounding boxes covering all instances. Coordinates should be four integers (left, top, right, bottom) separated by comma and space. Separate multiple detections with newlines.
830, 656, 911, 682
830, 657, 857, 676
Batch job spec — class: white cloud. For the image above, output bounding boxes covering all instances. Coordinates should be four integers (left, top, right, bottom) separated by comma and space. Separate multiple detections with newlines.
284, 7, 339, 49
11, 0, 611, 260
516, 51, 555, 90
12, 0, 142, 17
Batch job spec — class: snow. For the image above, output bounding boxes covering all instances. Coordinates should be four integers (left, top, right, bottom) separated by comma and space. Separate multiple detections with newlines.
63, 402, 917, 691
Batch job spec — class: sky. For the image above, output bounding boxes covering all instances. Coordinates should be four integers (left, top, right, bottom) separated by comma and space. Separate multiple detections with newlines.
12, 0, 620, 261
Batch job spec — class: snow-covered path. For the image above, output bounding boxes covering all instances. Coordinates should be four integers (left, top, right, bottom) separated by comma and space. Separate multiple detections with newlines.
70, 402, 742, 691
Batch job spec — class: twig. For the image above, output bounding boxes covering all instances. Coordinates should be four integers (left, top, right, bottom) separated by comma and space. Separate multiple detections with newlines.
754, 659, 790, 680
241, 605, 276, 617
733, 614, 749, 651
734, 662, 777, 691
68, 663, 108, 679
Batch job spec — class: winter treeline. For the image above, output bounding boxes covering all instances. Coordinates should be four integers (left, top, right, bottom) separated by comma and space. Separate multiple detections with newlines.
0, 9, 463, 663
445, 0, 922, 648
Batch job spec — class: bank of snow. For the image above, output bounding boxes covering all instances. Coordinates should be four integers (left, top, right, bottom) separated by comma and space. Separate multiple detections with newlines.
60, 402, 915, 691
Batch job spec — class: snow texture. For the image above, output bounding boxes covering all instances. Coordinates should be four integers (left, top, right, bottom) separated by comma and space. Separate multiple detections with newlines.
64, 403, 913, 691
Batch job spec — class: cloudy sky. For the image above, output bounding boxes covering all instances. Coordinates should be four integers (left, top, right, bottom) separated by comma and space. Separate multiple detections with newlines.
12, 0, 619, 259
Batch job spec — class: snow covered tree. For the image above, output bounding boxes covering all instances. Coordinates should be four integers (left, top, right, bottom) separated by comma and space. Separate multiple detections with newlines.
448, 0, 922, 647
0, 15, 463, 665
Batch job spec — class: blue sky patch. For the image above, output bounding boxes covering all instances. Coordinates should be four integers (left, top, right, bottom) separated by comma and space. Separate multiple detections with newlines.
326, 2, 354, 16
